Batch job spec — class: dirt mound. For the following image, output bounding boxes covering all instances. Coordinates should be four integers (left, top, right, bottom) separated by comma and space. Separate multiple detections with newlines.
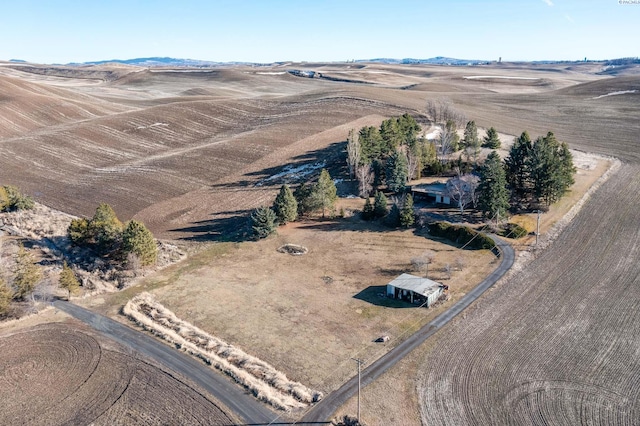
0, 322, 235, 425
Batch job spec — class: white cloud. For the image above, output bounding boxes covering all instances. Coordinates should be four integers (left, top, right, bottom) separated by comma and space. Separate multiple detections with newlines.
542, 0, 554, 6
565, 14, 575, 23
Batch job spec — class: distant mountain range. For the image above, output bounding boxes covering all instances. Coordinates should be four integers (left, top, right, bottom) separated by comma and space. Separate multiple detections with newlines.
7, 56, 638, 68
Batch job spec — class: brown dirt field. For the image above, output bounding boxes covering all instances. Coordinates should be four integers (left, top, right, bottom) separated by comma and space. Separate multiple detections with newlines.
0, 320, 238, 426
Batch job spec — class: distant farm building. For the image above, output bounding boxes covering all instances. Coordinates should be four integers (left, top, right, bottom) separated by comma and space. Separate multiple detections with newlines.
386, 273, 445, 307
411, 182, 454, 205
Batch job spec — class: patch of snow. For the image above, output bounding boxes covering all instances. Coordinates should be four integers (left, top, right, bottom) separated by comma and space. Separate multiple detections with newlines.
425, 126, 441, 140
464, 75, 539, 80
333, 178, 344, 184
256, 161, 326, 186
254, 71, 286, 75
136, 122, 169, 130
591, 90, 637, 100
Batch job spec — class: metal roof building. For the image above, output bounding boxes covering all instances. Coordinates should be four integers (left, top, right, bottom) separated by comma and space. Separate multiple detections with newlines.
386, 273, 445, 307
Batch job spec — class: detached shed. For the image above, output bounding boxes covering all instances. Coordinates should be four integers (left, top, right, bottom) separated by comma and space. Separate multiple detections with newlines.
411, 182, 453, 205
386, 273, 445, 307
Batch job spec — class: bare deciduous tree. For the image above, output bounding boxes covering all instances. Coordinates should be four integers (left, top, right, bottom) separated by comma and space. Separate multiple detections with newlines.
404, 146, 419, 182
356, 163, 374, 198
446, 171, 480, 214
426, 99, 467, 127
346, 129, 361, 180
412, 249, 436, 278
437, 125, 458, 163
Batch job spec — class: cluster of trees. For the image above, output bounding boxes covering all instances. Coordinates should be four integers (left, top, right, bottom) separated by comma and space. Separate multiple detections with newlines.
251, 169, 338, 239
362, 191, 415, 228
0, 244, 82, 317
452, 131, 575, 220
68, 203, 158, 266
347, 114, 436, 197
0, 185, 35, 212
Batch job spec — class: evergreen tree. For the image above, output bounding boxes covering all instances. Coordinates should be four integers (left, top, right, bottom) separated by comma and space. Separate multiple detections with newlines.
294, 182, 315, 216
359, 126, 384, 164
373, 191, 388, 218
384, 202, 401, 227
0, 278, 11, 316
90, 203, 124, 253
482, 127, 501, 149
68, 218, 91, 246
1, 185, 34, 211
12, 244, 42, 300
251, 206, 277, 239
478, 151, 511, 220
385, 149, 408, 193
122, 220, 158, 266
272, 184, 298, 224
462, 120, 479, 149
59, 261, 80, 300
310, 169, 338, 218
362, 197, 374, 220
380, 118, 402, 155
397, 113, 421, 145
529, 132, 575, 205
505, 131, 533, 202
399, 194, 415, 228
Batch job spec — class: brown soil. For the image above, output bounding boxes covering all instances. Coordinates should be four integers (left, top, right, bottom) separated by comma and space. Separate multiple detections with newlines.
0, 319, 237, 425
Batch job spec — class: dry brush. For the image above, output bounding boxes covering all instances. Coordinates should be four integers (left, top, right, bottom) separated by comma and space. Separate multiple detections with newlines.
123, 292, 322, 411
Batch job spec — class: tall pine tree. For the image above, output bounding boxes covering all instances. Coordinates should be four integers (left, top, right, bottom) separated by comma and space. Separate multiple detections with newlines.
478, 151, 510, 220
482, 127, 501, 149
385, 149, 408, 193
505, 131, 533, 202
311, 169, 338, 218
273, 184, 298, 224
399, 194, 415, 228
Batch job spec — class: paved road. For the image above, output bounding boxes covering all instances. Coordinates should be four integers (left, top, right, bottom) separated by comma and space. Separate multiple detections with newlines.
53, 300, 277, 426
299, 235, 514, 424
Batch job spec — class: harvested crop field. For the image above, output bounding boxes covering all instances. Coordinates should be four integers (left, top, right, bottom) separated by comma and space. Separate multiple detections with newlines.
0, 321, 236, 425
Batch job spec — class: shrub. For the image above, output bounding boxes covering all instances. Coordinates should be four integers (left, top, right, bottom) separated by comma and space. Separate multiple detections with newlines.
122, 220, 158, 266
1, 185, 35, 212
251, 206, 277, 239
428, 221, 496, 250
502, 222, 528, 239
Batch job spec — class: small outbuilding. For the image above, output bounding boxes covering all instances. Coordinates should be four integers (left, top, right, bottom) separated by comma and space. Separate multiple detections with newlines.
411, 182, 453, 205
386, 273, 445, 307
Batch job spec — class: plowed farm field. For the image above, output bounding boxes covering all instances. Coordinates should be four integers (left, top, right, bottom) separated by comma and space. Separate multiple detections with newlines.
0, 320, 236, 426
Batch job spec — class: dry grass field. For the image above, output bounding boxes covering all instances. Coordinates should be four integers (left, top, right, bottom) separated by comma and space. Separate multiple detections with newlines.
0, 319, 237, 426
2, 60, 640, 424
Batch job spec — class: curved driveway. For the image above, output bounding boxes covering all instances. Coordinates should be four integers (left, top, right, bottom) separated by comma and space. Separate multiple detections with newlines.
53, 300, 277, 425
300, 235, 514, 423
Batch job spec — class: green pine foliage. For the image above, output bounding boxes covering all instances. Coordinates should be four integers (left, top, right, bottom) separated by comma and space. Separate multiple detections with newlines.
362, 197, 374, 220
384, 202, 401, 227
530, 132, 576, 205
90, 203, 124, 253
399, 194, 415, 228
311, 169, 338, 218
462, 120, 479, 149
1, 185, 35, 212
482, 127, 501, 149
272, 184, 298, 224
373, 191, 388, 218
385, 150, 408, 193
251, 206, 277, 239
505, 131, 533, 202
294, 182, 315, 216
12, 244, 42, 300
428, 222, 496, 250
122, 220, 158, 266
68, 218, 91, 245
445, 120, 460, 152
478, 151, 511, 220
59, 261, 80, 300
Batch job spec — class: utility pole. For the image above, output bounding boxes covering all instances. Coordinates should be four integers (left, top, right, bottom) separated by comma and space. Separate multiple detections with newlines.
536, 210, 541, 246
351, 358, 365, 423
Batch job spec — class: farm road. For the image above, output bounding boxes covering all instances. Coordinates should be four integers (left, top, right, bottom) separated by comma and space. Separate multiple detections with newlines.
52, 300, 277, 425
300, 235, 514, 423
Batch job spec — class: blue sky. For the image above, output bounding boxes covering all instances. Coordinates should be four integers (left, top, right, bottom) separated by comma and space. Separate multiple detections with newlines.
1, 0, 637, 64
